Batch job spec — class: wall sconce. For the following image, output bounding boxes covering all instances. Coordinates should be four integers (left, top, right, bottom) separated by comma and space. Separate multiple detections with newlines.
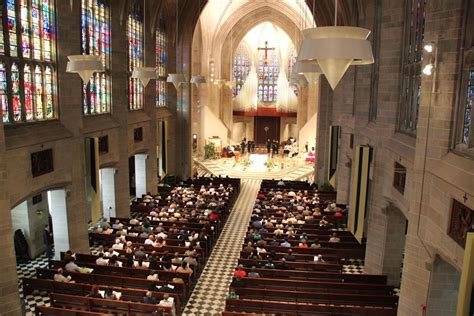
36, 209, 44, 216
422, 42, 437, 77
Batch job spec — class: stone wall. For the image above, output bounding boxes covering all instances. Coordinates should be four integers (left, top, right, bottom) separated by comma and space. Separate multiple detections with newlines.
316, 0, 474, 314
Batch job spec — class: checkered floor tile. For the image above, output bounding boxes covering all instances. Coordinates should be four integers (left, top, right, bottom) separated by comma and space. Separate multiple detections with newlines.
343, 258, 365, 274
182, 179, 262, 315
16, 252, 50, 314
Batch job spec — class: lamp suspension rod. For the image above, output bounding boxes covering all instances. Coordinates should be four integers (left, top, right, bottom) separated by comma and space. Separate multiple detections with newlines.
312, 0, 315, 28
143, 0, 146, 65
334, 0, 338, 26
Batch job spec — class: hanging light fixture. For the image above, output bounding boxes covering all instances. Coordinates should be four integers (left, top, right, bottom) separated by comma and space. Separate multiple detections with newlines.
190, 75, 207, 87
297, 0, 374, 90
66, 55, 104, 83
167, 0, 186, 90
294, 61, 321, 84
131, 0, 158, 87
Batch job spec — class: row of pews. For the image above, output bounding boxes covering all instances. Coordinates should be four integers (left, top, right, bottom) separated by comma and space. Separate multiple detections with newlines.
224, 179, 399, 315
24, 177, 240, 315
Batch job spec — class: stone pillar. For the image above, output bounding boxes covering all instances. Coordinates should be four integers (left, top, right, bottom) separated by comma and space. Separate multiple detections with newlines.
315, 78, 333, 184
382, 207, 407, 286
135, 154, 147, 197
100, 168, 116, 219
0, 122, 20, 316
48, 189, 70, 259
426, 257, 461, 316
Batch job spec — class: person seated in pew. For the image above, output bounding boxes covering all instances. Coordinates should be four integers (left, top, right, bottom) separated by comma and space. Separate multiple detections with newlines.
232, 276, 246, 289
233, 265, 247, 278
102, 287, 120, 300
184, 245, 197, 257
153, 236, 166, 248
159, 293, 176, 315
143, 291, 157, 305
145, 234, 155, 245
171, 252, 183, 266
108, 255, 123, 267
147, 270, 160, 281
183, 253, 198, 269
275, 258, 290, 270
176, 262, 193, 275
87, 285, 102, 298
129, 217, 140, 225
53, 268, 74, 283
63, 250, 76, 262
161, 250, 173, 263
247, 266, 260, 278
65, 258, 82, 273
111, 238, 124, 250
134, 246, 147, 261
310, 239, 321, 249
298, 240, 309, 248
268, 239, 280, 246
329, 232, 341, 243
314, 254, 325, 262
112, 220, 124, 230
95, 253, 109, 266
318, 216, 330, 229
263, 259, 275, 269
225, 288, 240, 299
133, 259, 150, 268
284, 249, 296, 262
280, 239, 291, 247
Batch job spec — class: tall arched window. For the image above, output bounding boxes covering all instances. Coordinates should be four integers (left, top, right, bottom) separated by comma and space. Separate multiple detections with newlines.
156, 17, 167, 107
81, 0, 111, 115
258, 42, 278, 102
0, 0, 57, 123
233, 44, 250, 98
128, 3, 144, 110
398, 0, 426, 134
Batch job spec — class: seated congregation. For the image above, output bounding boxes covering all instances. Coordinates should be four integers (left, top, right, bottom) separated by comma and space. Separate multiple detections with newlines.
24, 177, 240, 315
224, 179, 399, 315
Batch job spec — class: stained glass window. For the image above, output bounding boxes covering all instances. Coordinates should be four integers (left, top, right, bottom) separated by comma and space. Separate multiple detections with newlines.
462, 69, 474, 145
399, 0, 426, 134
0, 63, 8, 122
0, 0, 56, 123
0, 2, 4, 54
232, 44, 250, 98
128, 7, 144, 110
156, 17, 167, 107
81, 0, 111, 115
258, 42, 278, 102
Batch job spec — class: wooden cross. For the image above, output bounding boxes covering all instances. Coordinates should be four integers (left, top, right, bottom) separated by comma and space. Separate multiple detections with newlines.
258, 41, 275, 66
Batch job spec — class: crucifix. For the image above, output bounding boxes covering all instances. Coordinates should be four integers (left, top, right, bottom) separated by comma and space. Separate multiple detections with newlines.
258, 41, 275, 66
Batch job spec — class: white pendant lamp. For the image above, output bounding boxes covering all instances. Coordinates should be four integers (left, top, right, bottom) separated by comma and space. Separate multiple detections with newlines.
225, 80, 236, 89
294, 61, 321, 84
132, 67, 157, 87
66, 55, 104, 82
214, 79, 225, 88
297, 0, 374, 90
190, 75, 207, 87
130, 0, 158, 87
167, 73, 187, 90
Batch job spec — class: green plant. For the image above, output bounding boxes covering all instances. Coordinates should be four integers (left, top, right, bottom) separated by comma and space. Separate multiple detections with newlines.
204, 142, 216, 159
241, 158, 252, 170
264, 159, 277, 170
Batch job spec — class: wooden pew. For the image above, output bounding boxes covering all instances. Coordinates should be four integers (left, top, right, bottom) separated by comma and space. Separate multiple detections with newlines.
50, 293, 173, 316
239, 267, 387, 283
231, 277, 395, 295
234, 287, 398, 307
23, 278, 182, 313
36, 306, 113, 315
238, 258, 342, 272
225, 298, 397, 315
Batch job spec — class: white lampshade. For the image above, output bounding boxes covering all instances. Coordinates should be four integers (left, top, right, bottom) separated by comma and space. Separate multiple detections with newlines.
214, 79, 225, 88
294, 61, 321, 84
167, 73, 187, 90
190, 75, 207, 87
225, 80, 236, 89
298, 27, 374, 89
290, 74, 308, 88
132, 67, 157, 87
66, 55, 104, 82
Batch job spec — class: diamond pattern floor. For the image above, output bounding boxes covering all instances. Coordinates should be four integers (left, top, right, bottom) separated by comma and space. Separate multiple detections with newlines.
182, 179, 261, 315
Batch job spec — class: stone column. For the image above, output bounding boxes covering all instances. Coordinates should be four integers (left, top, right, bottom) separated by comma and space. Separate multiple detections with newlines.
100, 168, 116, 219
135, 154, 147, 197
48, 189, 70, 259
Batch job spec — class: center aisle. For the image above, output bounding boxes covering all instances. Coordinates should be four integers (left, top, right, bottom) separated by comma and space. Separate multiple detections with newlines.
182, 179, 261, 315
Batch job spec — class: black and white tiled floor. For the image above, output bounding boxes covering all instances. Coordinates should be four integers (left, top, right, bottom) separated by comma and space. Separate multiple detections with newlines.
16, 252, 50, 315
342, 258, 365, 274
182, 179, 262, 315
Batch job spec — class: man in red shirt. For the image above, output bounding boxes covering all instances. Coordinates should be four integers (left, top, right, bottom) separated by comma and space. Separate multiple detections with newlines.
233, 265, 247, 278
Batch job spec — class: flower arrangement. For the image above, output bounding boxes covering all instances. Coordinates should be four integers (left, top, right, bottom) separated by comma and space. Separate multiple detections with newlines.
264, 159, 277, 170
241, 158, 253, 170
